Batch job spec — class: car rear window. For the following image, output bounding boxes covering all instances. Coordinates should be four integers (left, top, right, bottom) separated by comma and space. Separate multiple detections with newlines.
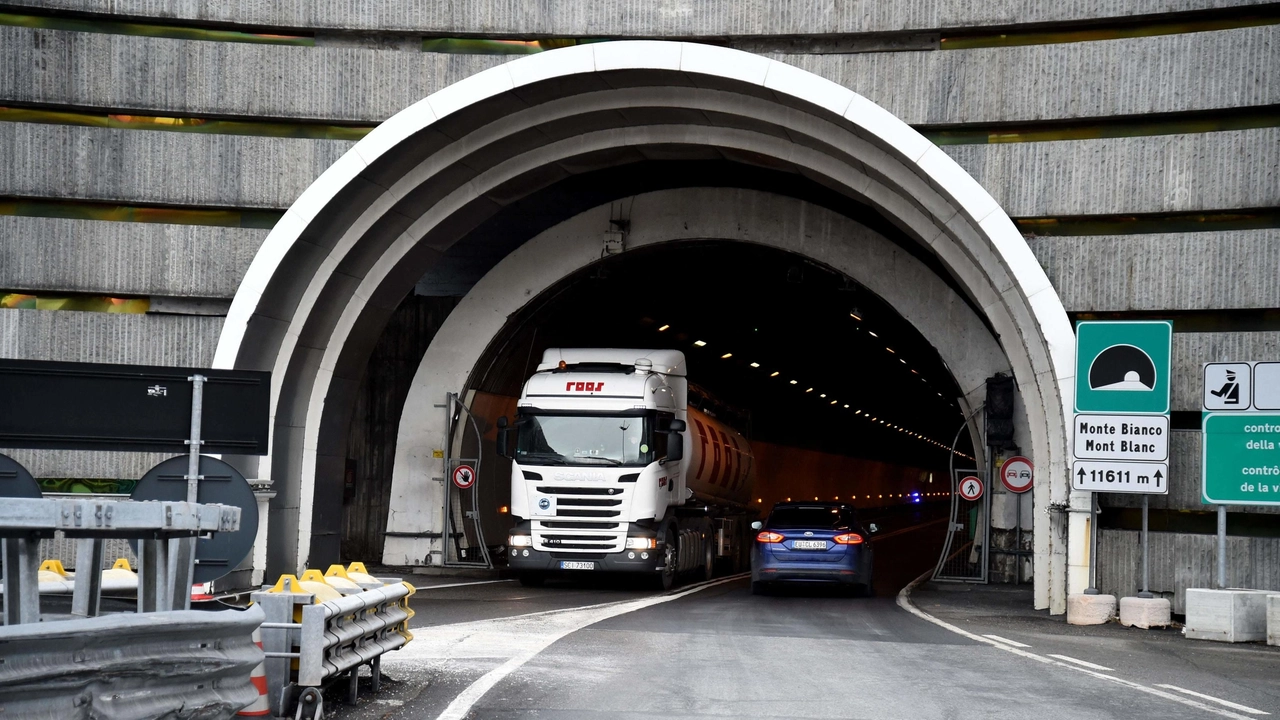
767, 506, 853, 530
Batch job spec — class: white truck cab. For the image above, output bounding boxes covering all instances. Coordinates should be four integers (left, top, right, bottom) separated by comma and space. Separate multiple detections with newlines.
499, 349, 752, 589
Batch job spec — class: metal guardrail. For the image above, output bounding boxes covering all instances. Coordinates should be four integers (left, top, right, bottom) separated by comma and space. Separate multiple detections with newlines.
251, 573, 415, 719
0, 605, 265, 720
1, 496, 241, 623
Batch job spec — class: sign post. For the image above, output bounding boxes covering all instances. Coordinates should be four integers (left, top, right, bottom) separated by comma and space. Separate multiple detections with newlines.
1201, 362, 1280, 588
1072, 321, 1172, 597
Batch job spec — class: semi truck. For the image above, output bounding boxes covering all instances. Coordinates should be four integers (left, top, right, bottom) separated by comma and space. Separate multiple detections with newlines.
497, 348, 755, 589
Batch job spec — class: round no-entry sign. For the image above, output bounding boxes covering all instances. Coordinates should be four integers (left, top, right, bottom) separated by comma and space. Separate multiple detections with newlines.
452, 464, 476, 490
999, 456, 1034, 494
958, 475, 984, 501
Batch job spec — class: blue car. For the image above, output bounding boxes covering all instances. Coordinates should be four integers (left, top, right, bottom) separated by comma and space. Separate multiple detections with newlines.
751, 502, 876, 596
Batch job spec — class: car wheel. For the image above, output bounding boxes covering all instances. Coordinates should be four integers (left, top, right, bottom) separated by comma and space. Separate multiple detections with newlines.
518, 573, 545, 587
751, 581, 770, 596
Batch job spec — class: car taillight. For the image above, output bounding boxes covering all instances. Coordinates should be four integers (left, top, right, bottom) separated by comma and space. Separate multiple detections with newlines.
756, 531, 785, 543
833, 533, 864, 545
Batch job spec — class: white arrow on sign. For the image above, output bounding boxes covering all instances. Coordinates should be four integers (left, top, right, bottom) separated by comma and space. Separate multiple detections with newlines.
1072, 460, 1168, 495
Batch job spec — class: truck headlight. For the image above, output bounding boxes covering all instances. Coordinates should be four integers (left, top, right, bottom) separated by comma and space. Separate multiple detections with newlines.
509, 534, 533, 547
624, 537, 656, 550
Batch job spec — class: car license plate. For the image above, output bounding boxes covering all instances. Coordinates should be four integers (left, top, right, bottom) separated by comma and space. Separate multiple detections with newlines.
559, 561, 595, 570
791, 540, 828, 550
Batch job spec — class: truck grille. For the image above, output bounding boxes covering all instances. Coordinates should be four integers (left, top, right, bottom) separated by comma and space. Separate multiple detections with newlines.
532, 484, 628, 552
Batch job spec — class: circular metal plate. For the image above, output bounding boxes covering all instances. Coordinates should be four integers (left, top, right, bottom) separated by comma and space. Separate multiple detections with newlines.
132, 455, 259, 584
0, 453, 42, 498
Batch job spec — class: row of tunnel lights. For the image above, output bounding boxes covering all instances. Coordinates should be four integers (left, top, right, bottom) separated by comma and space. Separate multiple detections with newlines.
656, 322, 976, 462
755, 492, 953, 503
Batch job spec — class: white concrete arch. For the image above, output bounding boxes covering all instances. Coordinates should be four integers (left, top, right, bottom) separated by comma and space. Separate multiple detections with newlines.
212, 41, 1079, 612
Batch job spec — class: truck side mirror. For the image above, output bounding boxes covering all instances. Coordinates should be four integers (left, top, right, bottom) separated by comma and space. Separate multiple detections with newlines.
666, 432, 684, 462
669, 419, 686, 432
496, 416, 510, 458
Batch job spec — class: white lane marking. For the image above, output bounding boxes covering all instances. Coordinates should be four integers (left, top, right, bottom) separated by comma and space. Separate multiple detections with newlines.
432, 573, 749, 720
1156, 685, 1271, 715
411, 579, 517, 591
1047, 654, 1114, 672
982, 634, 1031, 648
895, 572, 1259, 720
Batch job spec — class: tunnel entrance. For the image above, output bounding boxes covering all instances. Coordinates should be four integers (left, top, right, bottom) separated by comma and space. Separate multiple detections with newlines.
213, 42, 1076, 612
417, 238, 975, 589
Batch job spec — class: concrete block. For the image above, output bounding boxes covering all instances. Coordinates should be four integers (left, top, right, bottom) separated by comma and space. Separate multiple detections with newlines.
1184, 588, 1272, 642
1119, 596, 1172, 629
1067, 593, 1116, 625
1268, 595, 1280, 647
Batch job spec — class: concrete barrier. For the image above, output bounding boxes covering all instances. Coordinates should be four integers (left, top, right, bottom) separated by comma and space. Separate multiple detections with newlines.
1067, 593, 1116, 625
1184, 588, 1272, 643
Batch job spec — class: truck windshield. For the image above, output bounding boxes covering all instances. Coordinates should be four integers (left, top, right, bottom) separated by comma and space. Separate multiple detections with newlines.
515, 414, 653, 467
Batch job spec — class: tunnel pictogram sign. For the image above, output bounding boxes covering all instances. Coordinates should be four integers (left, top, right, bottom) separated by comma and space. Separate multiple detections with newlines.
958, 475, 984, 501
452, 464, 476, 490
999, 456, 1034, 493
1074, 321, 1171, 414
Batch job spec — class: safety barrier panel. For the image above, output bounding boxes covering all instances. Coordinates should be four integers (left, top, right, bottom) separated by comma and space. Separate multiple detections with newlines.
250, 568, 415, 719
0, 605, 265, 720
1, 496, 241, 623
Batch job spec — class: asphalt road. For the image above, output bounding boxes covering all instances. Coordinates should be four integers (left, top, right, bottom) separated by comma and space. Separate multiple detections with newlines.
325, 518, 1277, 720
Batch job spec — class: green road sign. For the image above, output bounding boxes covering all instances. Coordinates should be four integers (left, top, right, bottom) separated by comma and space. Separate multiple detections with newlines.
1074, 321, 1171, 414
1202, 413, 1280, 506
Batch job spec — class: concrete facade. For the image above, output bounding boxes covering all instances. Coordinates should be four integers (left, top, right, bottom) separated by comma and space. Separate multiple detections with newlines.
1, 2, 1277, 607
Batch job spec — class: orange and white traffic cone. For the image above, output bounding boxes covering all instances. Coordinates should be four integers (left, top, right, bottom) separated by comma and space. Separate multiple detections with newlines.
236, 627, 270, 717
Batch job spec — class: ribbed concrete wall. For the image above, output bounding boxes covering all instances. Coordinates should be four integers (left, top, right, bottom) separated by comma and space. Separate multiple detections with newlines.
1172, 331, 1280, 411
4, 448, 171, 480
4, 25, 1276, 125
8, 0, 1271, 35
0, 216, 265, 297
1097, 528, 1280, 614
0, 123, 351, 209
1029, 229, 1280, 312
948, 128, 1280, 216
5, 122, 1276, 216
0, 309, 221, 366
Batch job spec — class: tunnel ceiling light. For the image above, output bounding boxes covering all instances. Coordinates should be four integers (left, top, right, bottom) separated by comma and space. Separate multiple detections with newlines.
843, 404, 850, 409
819, 393, 826, 398
900, 358, 907, 364
855, 410, 861, 414
805, 387, 813, 392
658, 324, 670, 332
830, 400, 837, 405
721, 352, 733, 359
886, 347, 895, 354
849, 307, 862, 321
868, 331, 878, 337
693, 340, 707, 347
770, 371, 780, 377
750, 362, 760, 368
911, 369, 918, 374
789, 380, 798, 385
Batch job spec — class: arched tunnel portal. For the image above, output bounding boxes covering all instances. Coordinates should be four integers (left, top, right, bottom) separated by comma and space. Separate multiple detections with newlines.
212, 41, 1079, 612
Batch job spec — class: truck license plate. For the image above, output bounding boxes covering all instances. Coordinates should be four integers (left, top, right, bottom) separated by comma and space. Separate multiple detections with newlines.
560, 561, 595, 570
791, 540, 827, 550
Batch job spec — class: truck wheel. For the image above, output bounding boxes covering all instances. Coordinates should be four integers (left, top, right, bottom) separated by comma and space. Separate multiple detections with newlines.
518, 573, 545, 587
655, 528, 677, 591
702, 541, 714, 582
